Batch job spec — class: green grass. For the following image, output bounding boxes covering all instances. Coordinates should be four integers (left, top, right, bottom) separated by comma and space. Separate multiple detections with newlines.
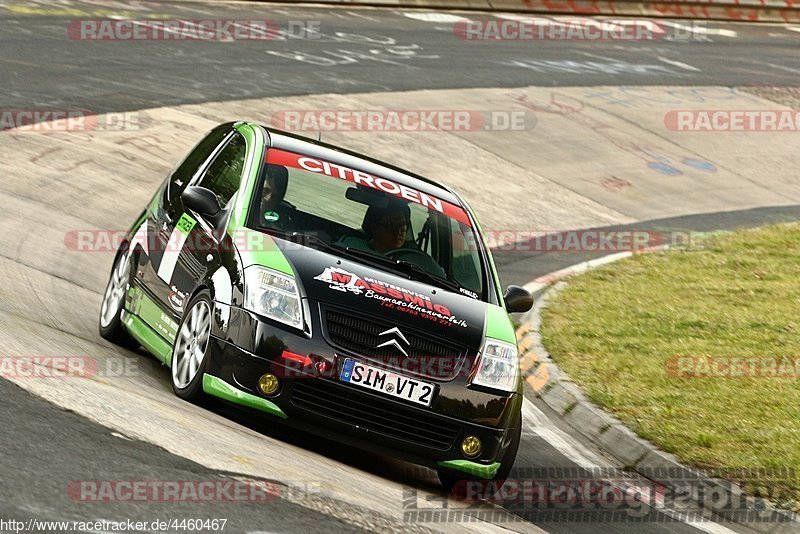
540, 223, 800, 511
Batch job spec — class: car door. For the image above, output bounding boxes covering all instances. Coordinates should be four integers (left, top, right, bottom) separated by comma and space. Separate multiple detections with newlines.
132, 124, 233, 341
159, 129, 249, 327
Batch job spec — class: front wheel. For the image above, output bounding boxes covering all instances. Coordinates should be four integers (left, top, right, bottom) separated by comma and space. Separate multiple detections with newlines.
438, 415, 522, 498
171, 290, 213, 403
98, 245, 138, 349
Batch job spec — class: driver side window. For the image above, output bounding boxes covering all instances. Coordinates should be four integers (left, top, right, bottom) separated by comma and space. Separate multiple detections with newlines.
165, 126, 230, 205
196, 132, 247, 208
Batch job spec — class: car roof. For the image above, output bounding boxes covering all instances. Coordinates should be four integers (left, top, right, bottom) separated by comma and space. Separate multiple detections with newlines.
258, 125, 465, 208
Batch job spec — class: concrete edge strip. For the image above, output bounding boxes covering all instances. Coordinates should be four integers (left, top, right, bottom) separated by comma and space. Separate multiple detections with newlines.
218, 472, 439, 534
514, 247, 800, 531
217, 0, 800, 23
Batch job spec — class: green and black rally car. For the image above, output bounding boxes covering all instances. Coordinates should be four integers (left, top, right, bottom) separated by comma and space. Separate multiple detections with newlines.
99, 121, 533, 491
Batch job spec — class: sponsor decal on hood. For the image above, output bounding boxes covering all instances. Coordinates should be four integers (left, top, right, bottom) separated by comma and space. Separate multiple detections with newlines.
314, 266, 468, 328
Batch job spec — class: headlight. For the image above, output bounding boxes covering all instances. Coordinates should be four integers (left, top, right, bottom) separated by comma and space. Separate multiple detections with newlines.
470, 339, 519, 393
243, 266, 303, 329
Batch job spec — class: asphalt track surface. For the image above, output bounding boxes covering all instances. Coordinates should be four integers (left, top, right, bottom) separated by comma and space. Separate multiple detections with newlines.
1, 0, 799, 112
2, 1, 800, 533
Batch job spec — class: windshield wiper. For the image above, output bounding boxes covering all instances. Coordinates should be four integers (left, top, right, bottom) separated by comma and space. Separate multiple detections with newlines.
329, 244, 413, 278
262, 230, 464, 294
394, 260, 463, 294
260, 229, 341, 255
334, 245, 463, 294
262, 230, 413, 279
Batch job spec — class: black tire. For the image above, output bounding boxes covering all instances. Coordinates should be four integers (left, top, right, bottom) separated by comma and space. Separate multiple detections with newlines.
438, 414, 522, 499
98, 245, 139, 349
170, 290, 213, 403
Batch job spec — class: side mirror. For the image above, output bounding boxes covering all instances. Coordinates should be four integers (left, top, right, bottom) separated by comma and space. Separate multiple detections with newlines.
182, 186, 220, 218
503, 285, 533, 313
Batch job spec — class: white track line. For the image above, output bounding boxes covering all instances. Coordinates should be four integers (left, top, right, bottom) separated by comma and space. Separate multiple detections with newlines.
658, 56, 702, 72
659, 21, 738, 38
401, 12, 470, 23
495, 13, 551, 22
767, 62, 800, 75
522, 398, 609, 468
346, 10, 382, 23
522, 398, 740, 533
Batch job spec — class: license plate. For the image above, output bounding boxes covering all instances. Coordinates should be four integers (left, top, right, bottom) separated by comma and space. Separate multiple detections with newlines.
339, 358, 435, 407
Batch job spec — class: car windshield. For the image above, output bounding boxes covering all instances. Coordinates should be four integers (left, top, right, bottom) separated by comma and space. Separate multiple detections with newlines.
248, 147, 486, 299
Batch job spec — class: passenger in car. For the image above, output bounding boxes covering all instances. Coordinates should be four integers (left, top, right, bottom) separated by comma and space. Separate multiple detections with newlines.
259, 164, 294, 229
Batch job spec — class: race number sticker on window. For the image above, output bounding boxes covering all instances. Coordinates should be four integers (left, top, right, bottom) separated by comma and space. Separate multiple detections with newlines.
265, 148, 471, 226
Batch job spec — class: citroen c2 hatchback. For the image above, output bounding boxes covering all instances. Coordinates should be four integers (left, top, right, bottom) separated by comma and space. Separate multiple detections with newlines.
99, 122, 533, 491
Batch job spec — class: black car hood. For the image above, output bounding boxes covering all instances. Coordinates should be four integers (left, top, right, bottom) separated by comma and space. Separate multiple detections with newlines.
278, 241, 486, 353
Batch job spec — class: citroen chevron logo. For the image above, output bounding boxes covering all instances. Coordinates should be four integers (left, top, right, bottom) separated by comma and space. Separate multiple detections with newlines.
377, 327, 410, 358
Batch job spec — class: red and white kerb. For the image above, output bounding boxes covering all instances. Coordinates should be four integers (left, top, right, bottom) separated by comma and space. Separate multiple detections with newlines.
266, 148, 471, 226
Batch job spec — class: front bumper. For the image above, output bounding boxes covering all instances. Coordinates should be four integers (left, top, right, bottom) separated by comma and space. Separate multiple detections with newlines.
203, 308, 522, 475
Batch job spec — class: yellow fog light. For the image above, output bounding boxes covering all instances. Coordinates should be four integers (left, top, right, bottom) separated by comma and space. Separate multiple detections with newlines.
461, 436, 482, 458
258, 373, 280, 396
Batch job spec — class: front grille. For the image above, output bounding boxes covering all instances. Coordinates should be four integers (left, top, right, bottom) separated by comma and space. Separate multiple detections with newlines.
291, 379, 460, 449
324, 308, 465, 380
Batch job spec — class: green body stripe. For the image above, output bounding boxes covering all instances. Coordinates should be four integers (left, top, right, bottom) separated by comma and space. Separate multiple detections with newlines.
237, 230, 294, 276
123, 313, 172, 366
147, 189, 161, 220
127, 286, 178, 344
223, 124, 293, 276
202, 374, 287, 419
129, 209, 147, 235
461, 200, 504, 305
228, 123, 265, 233
436, 460, 502, 479
484, 304, 517, 344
